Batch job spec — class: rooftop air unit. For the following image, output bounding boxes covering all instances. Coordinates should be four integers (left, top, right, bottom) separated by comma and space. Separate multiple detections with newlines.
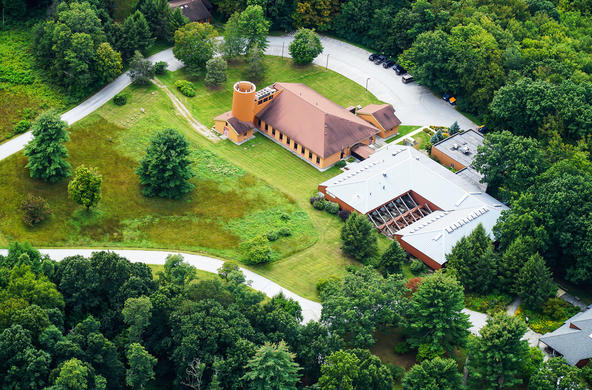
451, 143, 459, 150
461, 146, 470, 154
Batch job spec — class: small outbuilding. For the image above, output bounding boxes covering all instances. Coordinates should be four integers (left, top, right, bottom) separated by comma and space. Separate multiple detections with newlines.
168, 0, 212, 23
539, 307, 592, 367
431, 129, 484, 171
356, 104, 402, 139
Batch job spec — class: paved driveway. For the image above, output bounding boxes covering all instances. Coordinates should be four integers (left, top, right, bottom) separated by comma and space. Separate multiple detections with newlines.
265, 35, 477, 129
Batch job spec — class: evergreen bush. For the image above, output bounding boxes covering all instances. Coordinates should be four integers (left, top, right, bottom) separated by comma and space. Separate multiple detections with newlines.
113, 94, 127, 106
13, 119, 31, 135
174, 80, 196, 97
325, 202, 340, 214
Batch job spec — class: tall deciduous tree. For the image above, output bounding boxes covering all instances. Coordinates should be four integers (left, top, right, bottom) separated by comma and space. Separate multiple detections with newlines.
529, 357, 587, 390
318, 349, 392, 390
241, 341, 301, 390
68, 165, 102, 210
128, 51, 154, 85
236, 5, 270, 52
173, 22, 217, 73
516, 253, 556, 309
320, 266, 406, 347
126, 343, 157, 389
405, 272, 470, 354
246, 43, 266, 81
472, 131, 548, 202
96, 42, 123, 83
122, 296, 152, 342
466, 313, 529, 390
445, 224, 497, 294
402, 357, 463, 390
25, 111, 71, 183
341, 212, 378, 263
222, 12, 247, 60
136, 129, 195, 199
288, 28, 323, 65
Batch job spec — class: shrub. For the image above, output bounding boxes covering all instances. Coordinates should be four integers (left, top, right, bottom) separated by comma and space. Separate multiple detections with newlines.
267, 230, 279, 242
464, 294, 513, 314
174, 80, 196, 97
316, 276, 340, 293
153, 61, 168, 75
279, 213, 290, 221
410, 259, 427, 275
582, 364, 592, 387
13, 119, 31, 135
386, 364, 405, 383
21, 194, 52, 227
338, 209, 351, 221
325, 201, 340, 214
393, 341, 410, 355
405, 277, 423, 294
313, 199, 326, 210
541, 298, 573, 321
430, 130, 444, 144
423, 141, 433, 153
113, 94, 127, 106
309, 196, 319, 205
240, 235, 273, 264
335, 160, 347, 168
278, 227, 292, 237
416, 343, 444, 362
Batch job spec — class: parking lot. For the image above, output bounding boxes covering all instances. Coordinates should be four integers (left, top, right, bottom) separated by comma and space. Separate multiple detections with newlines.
266, 35, 477, 130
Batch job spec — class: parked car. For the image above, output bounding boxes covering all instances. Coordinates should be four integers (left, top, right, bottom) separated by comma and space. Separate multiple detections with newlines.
476, 125, 487, 134
442, 93, 451, 101
368, 53, 378, 61
402, 74, 414, 84
383, 59, 396, 69
393, 64, 406, 75
448, 96, 457, 106
374, 55, 387, 65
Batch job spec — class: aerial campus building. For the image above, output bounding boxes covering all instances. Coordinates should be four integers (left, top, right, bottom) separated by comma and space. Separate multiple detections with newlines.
319, 144, 508, 269
214, 81, 401, 169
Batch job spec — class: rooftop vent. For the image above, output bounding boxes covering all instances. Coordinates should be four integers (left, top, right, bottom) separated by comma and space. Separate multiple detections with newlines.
451, 143, 459, 150
461, 146, 470, 154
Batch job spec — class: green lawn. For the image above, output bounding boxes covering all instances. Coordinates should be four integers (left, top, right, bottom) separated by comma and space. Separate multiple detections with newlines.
0, 56, 387, 300
385, 125, 422, 143
412, 131, 431, 150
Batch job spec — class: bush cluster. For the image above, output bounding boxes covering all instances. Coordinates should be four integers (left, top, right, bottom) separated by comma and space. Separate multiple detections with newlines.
310, 195, 341, 215
267, 230, 279, 241
338, 209, 351, 221
153, 61, 167, 75
334, 160, 347, 168
409, 259, 427, 275
113, 94, 127, 106
13, 119, 31, 135
240, 235, 273, 265
20, 194, 52, 227
393, 341, 410, 355
316, 276, 340, 293
174, 80, 196, 97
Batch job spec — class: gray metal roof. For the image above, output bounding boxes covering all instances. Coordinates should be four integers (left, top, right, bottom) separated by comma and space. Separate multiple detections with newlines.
456, 167, 487, 192
320, 144, 507, 265
433, 129, 484, 168
539, 308, 592, 365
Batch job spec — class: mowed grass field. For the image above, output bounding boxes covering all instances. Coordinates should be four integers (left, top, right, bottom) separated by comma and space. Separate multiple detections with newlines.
0, 56, 392, 300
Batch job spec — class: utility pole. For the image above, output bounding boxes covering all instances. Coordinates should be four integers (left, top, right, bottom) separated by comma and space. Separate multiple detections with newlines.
365, 77, 370, 91
326, 54, 329, 70
281, 41, 284, 59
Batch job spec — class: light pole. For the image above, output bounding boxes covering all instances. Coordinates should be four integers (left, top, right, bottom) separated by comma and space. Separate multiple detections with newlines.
326, 54, 330, 70
365, 77, 370, 91
281, 41, 285, 59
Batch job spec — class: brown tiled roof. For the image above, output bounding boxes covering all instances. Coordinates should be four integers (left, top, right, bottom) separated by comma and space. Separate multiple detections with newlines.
227, 116, 254, 135
358, 104, 401, 131
256, 83, 380, 158
169, 0, 212, 22
351, 144, 375, 159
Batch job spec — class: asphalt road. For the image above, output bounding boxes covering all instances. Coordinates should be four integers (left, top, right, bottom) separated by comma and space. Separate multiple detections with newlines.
265, 35, 477, 129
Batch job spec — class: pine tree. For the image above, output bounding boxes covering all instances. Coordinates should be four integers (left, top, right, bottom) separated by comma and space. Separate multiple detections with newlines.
498, 236, 536, 294
246, 43, 266, 81
204, 57, 227, 88
516, 253, 556, 309
68, 165, 102, 210
341, 212, 378, 263
467, 313, 529, 390
241, 341, 301, 390
446, 224, 497, 294
122, 11, 153, 60
136, 129, 195, 199
449, 121, 460, 135
376, 239, 406, 275
165, 7, 188, 43
405, 272, 471, 354
24, 111, 71, 183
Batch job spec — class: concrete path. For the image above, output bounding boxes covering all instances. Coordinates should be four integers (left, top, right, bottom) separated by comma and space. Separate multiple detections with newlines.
507, 297, 521, 316
0, 248, 322, 324
265, 35, 477, 129
0, 49, 183, 162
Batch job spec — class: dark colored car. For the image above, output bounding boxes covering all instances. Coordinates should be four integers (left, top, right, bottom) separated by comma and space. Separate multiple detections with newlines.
442, 93, 451, 101
374, 55, 387, 65
402, 74, 414, 84
393, 64, 406, 75
369, 53, 378, 61
477, 125, 487, 134
382, 59, 396, 69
